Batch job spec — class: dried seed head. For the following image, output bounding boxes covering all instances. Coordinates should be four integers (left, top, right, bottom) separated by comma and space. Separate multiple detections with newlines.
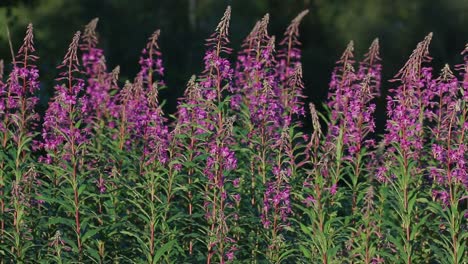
267, 35, 275, 51
290, 63, 304, 86
148, 82, 160, 107
18, 23, 35, 55
261, 79, 274, 96
61, 31, 82, 67
215, 6, 231, 39
83, 18, 99, 48
365, 185, 374, 203
364, 185, 375, 213
147, 29, 161, 50
439, 64, 455, 82
132, 76, 144, 97
111, 66, 120, 83
364, 38, 380, 66
361, 73, 372, 95
247, 21, 261, 42
284, 9, 309, 38
245, 13, 270, 48
345, 62, 355, 74
455, 99, 462, 112
394, 32, 433, 82
121, 80, 133, 103
258, 13, 270, 38
339, 40, 354, 66
185, 75, 201, 101
309, 102, 322, 143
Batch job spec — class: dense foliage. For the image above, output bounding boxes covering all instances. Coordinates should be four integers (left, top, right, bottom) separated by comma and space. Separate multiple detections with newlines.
0, 6, 467, 263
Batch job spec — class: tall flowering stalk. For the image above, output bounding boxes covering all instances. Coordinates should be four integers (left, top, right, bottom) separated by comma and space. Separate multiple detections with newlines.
325, 40, 356, 203
261, 125, 294, 263
42, 31, 94, 260
191, 7, 240, 263
79, 18, 124, 261
171, 76, 207, 257
346, 39, 380, 213
0, 23, 40, 262
336, 40, 381, 263
232, 14, 287, 261
120, 29, 175, 263
380, 33, 433, 264
299, 102, 345, 263
276, 10, 308, 119
1, 9, 468, 263
425, 61, 468, 264
80, 18, 119, 124
357, 39, 382, 97
299, 41, 365, 263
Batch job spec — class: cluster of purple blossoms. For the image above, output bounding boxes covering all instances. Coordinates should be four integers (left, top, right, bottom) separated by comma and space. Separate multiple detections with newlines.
1, 24, 40, 136
340, 40, 381, 157
80, 18, 119, 122
426, 63, 468, 205
205, 143, 237, 183
182, 7, 239, 262
381, 33, 433, 175
261, 173, 292, 229
42, 31, 90, 161
113, 30, 169, 165
233, 14, 283, 134
327, 41, 356, 122
325, 41, 359, 164
175, 76, 214, 135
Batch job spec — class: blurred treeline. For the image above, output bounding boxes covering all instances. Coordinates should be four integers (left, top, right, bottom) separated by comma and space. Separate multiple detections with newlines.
1, 0, 467, 130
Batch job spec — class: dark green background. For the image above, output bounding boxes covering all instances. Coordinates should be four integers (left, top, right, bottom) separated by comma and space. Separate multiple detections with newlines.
1, 0, 467, 131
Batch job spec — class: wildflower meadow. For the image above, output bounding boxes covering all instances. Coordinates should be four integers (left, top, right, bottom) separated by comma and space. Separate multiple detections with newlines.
0, 6, 467, 263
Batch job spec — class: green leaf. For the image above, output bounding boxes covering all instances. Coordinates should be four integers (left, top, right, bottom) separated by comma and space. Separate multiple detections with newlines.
153, 239, 176, 263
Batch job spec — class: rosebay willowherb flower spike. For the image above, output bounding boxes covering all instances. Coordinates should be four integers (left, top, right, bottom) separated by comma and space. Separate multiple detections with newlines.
58, 31, 82, 83
138, 29, 165, 91
325, 41, 357, 156
426, 62, 467, 264
327, 40, 356, 116
283, 63, 306, 121
136, 30, 169, 165
277, 9, 309, 83
9, 23, 40, 124
233, 13, 270, 96
200, 6, 233, 102
358, 38, 382, 96
426, 64, 458, 140
384, 33, 434, 159
80, 18, 119, 122
82, 18, 99, 49
1, 23, 42, 261
380, 33, 435, 264
394, 33, 433, 84
42, 31, 88, 154
7, 24, 40, 110
235, 16, 283, 130
175, 75, 213, 135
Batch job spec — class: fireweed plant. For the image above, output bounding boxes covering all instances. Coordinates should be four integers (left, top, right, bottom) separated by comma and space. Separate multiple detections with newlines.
0, 6, 467, 263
